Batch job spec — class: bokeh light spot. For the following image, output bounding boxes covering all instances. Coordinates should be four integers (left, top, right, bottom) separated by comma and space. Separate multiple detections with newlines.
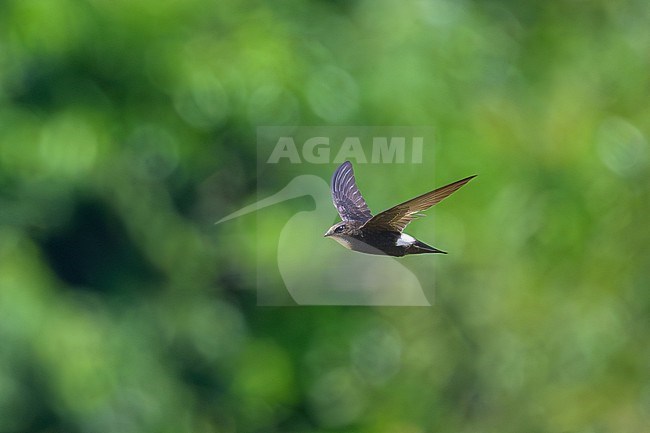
308, 368, 366, 428
247, 84, 300, 125
173, 72, 230, 129
596, 117, 647, 177
350, 322, 402, 386
38, 114, 98, 177
307, 65, 359, 122
125, 124, 179, 181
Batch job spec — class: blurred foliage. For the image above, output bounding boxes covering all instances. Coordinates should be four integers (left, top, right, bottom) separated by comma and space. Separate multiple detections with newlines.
1, 0, 650, 432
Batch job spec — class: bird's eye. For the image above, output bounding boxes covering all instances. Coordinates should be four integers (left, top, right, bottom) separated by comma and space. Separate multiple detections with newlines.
334, 225, 345, 233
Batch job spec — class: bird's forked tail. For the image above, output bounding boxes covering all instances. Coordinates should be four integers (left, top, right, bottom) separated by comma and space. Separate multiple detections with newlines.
407, 240, 447, 255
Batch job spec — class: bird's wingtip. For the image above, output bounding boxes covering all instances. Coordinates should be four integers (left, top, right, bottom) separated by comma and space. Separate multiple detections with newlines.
455, 174, 478, 186
338, 160, 353, 170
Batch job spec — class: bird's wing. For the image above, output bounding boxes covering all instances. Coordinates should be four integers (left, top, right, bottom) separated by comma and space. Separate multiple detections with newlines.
361, 175, 476, 232
331, 161, 373, 222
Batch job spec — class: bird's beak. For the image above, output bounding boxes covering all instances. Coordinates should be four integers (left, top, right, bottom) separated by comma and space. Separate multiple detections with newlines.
323, 232, 329, 237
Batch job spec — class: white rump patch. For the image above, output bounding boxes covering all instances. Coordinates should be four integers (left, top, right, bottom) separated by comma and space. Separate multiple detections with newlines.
396, 233, 416, 247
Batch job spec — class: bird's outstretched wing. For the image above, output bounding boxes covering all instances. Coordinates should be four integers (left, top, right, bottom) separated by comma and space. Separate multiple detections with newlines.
331, 161, 373, 222
361, 175, 476, 232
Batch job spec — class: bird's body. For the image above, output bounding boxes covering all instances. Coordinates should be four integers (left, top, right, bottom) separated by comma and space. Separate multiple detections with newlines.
326, 220, 443, 257
324, 162, 475, 257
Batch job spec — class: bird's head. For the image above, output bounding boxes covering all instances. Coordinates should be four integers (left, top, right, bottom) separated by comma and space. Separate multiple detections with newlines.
324, 221, 351, 238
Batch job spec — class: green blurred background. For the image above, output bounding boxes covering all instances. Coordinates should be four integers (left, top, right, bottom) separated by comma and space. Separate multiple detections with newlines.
1, 0, 649, 431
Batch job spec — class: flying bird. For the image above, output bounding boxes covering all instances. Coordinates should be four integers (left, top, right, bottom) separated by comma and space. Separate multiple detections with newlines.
324, 161, 475, 257
217, 174, 431, 305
